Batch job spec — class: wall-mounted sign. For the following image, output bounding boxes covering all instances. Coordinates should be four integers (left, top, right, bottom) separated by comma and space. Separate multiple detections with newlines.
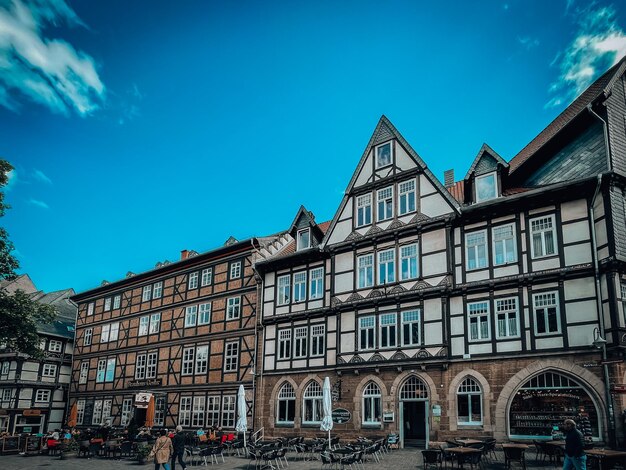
134, 392, 153, 408
332, 408, 351, 424
383, 412, 394, 423
128, 378, 162, 389
432, 405, 442, 417
23, 410, 42, 417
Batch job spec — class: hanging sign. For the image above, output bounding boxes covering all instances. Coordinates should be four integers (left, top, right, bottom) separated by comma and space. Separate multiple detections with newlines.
332, 408, 351, 424
134, 392, 152, 408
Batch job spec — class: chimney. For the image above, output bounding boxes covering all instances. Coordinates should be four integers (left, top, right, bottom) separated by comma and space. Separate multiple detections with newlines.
444, 169, 455, 187
180, 249, 189, 260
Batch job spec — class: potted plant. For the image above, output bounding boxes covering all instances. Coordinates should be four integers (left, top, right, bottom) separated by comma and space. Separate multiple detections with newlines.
136, 443, 151, 464
59, 438, 79, 459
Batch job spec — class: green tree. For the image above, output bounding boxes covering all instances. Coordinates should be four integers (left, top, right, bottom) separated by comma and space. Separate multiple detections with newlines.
0, 160, 56, 357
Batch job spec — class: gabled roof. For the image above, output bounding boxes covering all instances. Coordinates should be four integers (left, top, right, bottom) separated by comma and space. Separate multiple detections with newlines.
464, 143, 508, 180
509, 56, 626, 174
272, 220, 331, 259
447, 180, 465, 203
288, 205, 316, 233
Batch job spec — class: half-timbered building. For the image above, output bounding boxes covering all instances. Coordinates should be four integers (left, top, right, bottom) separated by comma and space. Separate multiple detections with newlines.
256, 57, 626, 447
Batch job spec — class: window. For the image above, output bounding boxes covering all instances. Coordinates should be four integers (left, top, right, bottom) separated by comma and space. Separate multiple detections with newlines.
182, 347, 194, 375
113, 295, 121, 309
230, 261, 242, 279
309, 267, 324, 300
49, 340, 62, 352
496, 298, 519, 338
359, 316, 375, 350
278, 330, 291, 360
379, 313, 397, 348
1, 362, 8, 375
622, 283, 626, 325
311, 325, 325, 357
533, 292, 560, 335
227, 297, 241, 320
2, 389, 11, 401
110, 322, 119, 341
207, 396, 220, 427
120, 398, 132, 426
468, 301, 490, 341
493, 224, 517, 265
294, 327, 308, 358
293, 272, 307, 303
105, 358, 116, 382
188, 272, 199, 289
139, 316, 149, 336
277, 275, 291, 305
224, 342, 239, 372
35, 389, 50, 403
402, 310, 421, 346
199, 303, 211, 325
146, 352, 158, 378
192, 396, 205, 427
149, 313, 160, 334
201, 268, 213, 286
302, 381, 323, 424
357, 254, 374, 289
104, 298, 111, 311
153, 281, 163, 299
399, 179, 416, 215
96, 359, 106, 382
79, 362, 89, 384
179, 397, 192, 426
42, 364, 57, 377
400, 244, 419, 280
277, 383, 296, 423
376, 142, 392, 168
357, 194, 372, 227
530, 215, 557, 258
362, 382, 382, 424
87, 302, 94, 316
92, 400, 103, 425
377, 186, 393, 222
378, 249, 396, 284
297, 229, 310, 251
222, 396, 235, 428
156, 398, 167, 426
185, 306, 198, 327
457, 377, 483, 425
135, 353, 146, 379
101, 324, 110, 343
195, 345, 209, 374
142, 285, 152, 302
475, 172, 498, 202
102, 399, 112, 423
77, 400, 86, 425
83, 328, 92, 346
466, 230, 488, 270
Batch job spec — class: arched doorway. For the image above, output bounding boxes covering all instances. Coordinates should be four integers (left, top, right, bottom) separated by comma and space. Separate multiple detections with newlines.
509, 371, 601, 440
399, 376, 429, 447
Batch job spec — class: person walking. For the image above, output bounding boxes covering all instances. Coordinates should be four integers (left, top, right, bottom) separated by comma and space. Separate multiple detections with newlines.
171, 425, 187, 470
563, 419, 586, 470
149, 429, 174, 470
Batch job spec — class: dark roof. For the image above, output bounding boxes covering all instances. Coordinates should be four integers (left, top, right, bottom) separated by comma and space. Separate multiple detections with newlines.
272, 220, 332, 260
509, 57, 626, 174
464, 143, 508, 180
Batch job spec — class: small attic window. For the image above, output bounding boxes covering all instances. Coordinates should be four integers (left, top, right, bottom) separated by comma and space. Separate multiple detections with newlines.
375, 142, 392, 168
297, 228, 310, 251
475, 172, 498, 202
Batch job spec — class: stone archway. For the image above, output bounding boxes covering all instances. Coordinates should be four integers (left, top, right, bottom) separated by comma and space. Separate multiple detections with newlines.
268, 376, 300, 427
447, 369, 493, 432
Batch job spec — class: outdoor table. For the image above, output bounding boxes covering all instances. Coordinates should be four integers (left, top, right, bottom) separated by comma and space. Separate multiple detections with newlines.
502, 443, 529, 449
444, 446, 481, 469
456, 439, 483, 446
545, 440, 565, 448
428, 441, 447, 449
585, 449, 626, 470
332, 448, 354, 455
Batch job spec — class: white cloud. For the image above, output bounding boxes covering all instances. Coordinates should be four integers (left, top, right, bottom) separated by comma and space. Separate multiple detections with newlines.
0, 0, 105, 116
5, 169, 17, 191
28, 198, 49, 209
546, 4, 626, 108
33, 169, 52, 184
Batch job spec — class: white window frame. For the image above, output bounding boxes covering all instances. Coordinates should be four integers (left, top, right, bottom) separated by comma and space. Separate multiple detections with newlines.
227, 297, 241, 320
495, 297, 520, 339
201, 268, 213, 286
76, 399, 85, 425
375, 141, 392, 169
146, 352, 158, 379
101, 324, 110, 343
199, 303, 211, 325
230, 261, 242, 279
309, 267, 324, 300
1, 362, 9, 375
357, 254, 374, 289
398, 179, 416, 215
492, 223, 517, 265
276, 383, 296, 424
192, 396, 205, 427
87, 302, 94, 316
376, 186, 394, 222
277, 329, 291, 360
530, 214, 557, 259
42, 364, 57, 378
293, 326, 308, 358
401, 310, 421, 346
475, 171, 498, 202
222, 395, 236, 428
195, 345, 209, 375
188, 272, 199, 289
182, 347, 194, 376
135, 353, 147, 379
311, 324, 325, 357
277, 275, 291, 305
83, 328, 92, 346
110, 322, 119, 341
533, 291, 561, 335
359, 315, 376, 350
362, 382, 382, 425
293, 272, 307, 303
297, 228, 311, 251
179, 397, 192, 426
356, 193, 372, 227
400, 243, 419, 280
120, 398, 132, 426
139, 316, 149, 336
79, 362, 89, 384
104, 298, 111, 311
49, 340, 62, 352
153, 281, 163, 299
149, 313, 160, 334
105, 358, 116, 382
113, 295, 121, 309
96, 359, 106, 383
142, 285, 152, 302
465, 230, 488, 271
378, 248, 396, 285
207, 396, 221, 427
2, 388, 11, 401
379, 313, 397, 348
185, 305, 198, 327
457, 377, 483, 425
92, 399, 103, 425
468, 301, 490, 341
224, 341, 239, 372
302, 382, 323, 424
35, 389, 50, 403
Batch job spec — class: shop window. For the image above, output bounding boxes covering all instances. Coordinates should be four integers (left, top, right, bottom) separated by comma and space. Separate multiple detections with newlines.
277, 383, 296, 424
457, 377, 483, 425
362, 382, 382, 425
302, 381, 323, 424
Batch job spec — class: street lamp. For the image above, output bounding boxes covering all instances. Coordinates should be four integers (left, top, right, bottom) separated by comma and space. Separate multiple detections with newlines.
592, 327, 615, 447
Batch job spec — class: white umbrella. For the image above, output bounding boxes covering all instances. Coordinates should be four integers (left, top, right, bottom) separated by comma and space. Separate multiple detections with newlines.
320, 377, 334, 450
235, 385, 248, 449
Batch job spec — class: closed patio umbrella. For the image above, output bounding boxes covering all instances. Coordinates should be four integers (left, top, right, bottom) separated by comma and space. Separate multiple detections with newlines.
67, 402, 78, 427
145, 395, 155, 428
235, 385, 247, 448
321, 377, 333, 449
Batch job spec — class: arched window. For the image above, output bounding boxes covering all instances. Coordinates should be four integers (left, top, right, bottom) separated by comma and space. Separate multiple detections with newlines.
362, 382, 382, 424
302, 381, 323, 424
457, 377, 482, 425
276, 383, 295, 424
399, 376, 428, 400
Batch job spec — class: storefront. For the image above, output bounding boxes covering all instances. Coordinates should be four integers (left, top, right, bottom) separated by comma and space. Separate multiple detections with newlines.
509, 371, 600, 440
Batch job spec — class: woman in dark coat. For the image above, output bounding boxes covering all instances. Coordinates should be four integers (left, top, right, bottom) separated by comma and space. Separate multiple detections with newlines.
171, 425, 187, 470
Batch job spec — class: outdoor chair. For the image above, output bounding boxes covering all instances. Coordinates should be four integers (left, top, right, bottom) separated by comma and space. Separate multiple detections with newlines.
275, 447, 288, 468
339, 452, 358, 470
481, 439, 497, 462
353, 450, 365, 470
119, 441, 133, 458
88, 442, 102, 458
542, 444, 562, 467
78, 440, 90, 457
321, 451, 338, 470
533, 440, 545, 461
422, 449, 442, 470
247, 448, 265, 470
458, 449, 483, 470
503, 446, 527, 470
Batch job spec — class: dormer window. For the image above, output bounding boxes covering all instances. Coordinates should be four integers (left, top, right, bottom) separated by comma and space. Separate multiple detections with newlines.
297, 228, 310, 251
475, 172, 498, 202
375, 142, 392, 168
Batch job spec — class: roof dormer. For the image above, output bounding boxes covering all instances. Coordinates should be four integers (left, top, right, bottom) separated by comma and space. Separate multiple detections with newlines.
288, 206, 325, 251
464, 143, 508, 204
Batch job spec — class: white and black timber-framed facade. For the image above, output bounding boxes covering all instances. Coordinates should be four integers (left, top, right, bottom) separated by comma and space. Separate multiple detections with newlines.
255, 57, 626, 447
68, 235, 290, 432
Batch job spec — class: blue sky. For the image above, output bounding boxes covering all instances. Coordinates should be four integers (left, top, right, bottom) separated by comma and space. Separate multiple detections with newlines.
1, 0, 626, 293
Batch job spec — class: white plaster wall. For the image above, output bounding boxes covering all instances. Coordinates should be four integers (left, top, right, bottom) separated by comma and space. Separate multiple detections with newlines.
565, 299, 597, 324
496, 341, 522, 352
535, 337, 563, 349
422, 252, 447, 277
422, 229, 447, 253
396, 145, 416, 171
450, 316, 464, 336
451, 337, 464, 356
564, 243, 592, 265
334, 272, 353, 294
564, 278, 596, 300
563, 220, 590, 244
424, 322, 443, 344
424, 299, 442, 321
568, 325, 596, 347
561, 199, 587, 221
354, 150, 374, 188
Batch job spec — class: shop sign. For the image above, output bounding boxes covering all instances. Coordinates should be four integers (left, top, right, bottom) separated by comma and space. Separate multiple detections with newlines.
134, 392, 153, 408
611, 384, 626, 393
432, 405, 442, 417
580, 362, 601, 368
332, 408, 351, 424
128, 378, 162, 389
23, 410, 41, 417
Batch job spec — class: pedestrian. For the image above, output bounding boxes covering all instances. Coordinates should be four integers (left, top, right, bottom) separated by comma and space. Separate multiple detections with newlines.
171, 425, 187, 470
149, 428, 174, 470
563, 419, 586, 470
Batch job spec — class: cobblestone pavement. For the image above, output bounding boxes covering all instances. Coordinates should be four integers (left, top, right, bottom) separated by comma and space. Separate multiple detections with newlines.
0, 447, 560, 470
